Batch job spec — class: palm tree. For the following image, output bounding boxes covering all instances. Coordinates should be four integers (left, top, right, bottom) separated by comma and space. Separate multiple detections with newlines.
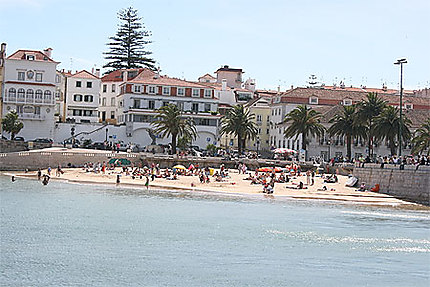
220, 105, 258, 154
357, 92, 387, 157
411, 118, 430, 156
328, 105, 367, 160
1, 110, 24, 140
152, 104, 197, 154
373, 105, 411, 156
283, 105, 325, 158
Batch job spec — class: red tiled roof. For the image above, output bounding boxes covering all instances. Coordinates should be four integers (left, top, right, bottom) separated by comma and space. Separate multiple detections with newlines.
70, 70, 99, 79
198, 73, 216, 79
129, 72, 213, 89
276, 87, 430, 110
215, 65, 243, 73
322, 85, 414, 95
7, 49, 58, 63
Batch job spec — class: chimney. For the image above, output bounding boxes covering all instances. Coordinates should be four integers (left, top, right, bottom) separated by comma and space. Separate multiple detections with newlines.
123, 70, 128, 81
291, 85, 294, 90
43, 48, 52, 58
95, 68, 100, 78
277, 86, 280, 92
221, 79, 227, 91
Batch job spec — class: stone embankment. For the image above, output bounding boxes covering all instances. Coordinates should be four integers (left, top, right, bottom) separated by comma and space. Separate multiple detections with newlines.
0, 148, 316, 171
353, 164, 430, 206
0, 139, 51, 153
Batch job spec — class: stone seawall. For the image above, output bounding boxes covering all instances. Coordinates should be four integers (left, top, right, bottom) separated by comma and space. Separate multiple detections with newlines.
353, 164, 430, 206
0, 139, 51, 153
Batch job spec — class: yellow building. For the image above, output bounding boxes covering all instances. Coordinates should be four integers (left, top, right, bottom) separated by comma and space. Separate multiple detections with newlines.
219, 97, 271, 154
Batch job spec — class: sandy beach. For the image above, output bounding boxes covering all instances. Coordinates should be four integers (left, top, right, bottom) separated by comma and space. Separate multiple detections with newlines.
9, 166, 420, 207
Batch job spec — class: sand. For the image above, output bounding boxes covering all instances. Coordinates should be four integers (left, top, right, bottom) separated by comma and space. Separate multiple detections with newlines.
9, 166, 418, 207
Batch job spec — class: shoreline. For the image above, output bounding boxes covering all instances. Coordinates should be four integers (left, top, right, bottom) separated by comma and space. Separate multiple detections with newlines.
4, 168, 428, 210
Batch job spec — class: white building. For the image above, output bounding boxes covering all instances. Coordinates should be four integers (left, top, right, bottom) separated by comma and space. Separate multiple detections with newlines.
65, 70, 100, 123
2, 48, 58, 140
99, 68, 142, 124
117, 69, 221, 149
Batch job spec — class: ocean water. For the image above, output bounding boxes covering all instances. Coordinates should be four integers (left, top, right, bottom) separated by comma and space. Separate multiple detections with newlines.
1, 175, 429, 286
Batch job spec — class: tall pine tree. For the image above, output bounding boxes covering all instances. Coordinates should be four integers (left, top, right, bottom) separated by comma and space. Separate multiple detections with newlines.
104, 7, 156, 72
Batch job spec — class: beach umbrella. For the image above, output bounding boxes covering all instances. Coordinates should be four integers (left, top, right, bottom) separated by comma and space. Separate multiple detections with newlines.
173, 164, 186, 170
188, 164, 195, 170
258, 167, 273, 172
108, 158, 131, 166
274, 148, 297, 154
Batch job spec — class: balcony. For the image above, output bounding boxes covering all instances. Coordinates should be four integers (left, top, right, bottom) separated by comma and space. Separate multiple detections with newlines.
3, 95, 54, 105
18, 113, 45, 120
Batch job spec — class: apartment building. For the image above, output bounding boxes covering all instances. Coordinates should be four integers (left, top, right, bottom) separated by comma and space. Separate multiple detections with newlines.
2, 48, 58, 140
117, 70, 221, 149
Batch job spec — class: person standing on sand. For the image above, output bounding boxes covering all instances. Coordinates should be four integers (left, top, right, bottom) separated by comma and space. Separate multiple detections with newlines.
37, 169, 42, 181
145, 176, 150, 190
116, 174, 120, 185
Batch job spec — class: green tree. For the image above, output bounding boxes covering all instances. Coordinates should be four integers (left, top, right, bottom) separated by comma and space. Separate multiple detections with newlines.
411, 118, 430, 156
328, 105, 367, 160
357, 92, 387, 156
104, 7, 155, 72
373, 105, 411, 156
220, 105, 258, 154
1, 110, 23, 140
177, 135, 192, 151
152, 104, 197, 155
206, 143, 217, 156
283, 105, 325, 158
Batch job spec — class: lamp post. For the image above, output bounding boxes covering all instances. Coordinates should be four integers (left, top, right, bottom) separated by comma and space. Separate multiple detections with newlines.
105, 127, 108, 142
327, 139, 331, 163
394, 58, 407, 157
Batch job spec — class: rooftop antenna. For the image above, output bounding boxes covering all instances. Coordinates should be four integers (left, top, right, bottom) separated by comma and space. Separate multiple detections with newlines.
70, 58, 73, 71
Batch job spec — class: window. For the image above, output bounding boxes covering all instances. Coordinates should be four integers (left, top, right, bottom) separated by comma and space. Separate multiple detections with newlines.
18, 72, 25, 81
17, 88, 25, 99
256, 115, 262, 122
86, 82, 92, 88
35, 90, 42, 100
103, 84, 107, 93
177, 102, 184, 111
133, 99, 141, 108
102, 98, 106, 106
162, 87, 170, 95
112, 84, 116, 93
148, 100, 155, 109
26, 89, 34, 100
204, 103, 211, 112
35, 73, 42, 82
266, 129, 270, 134
148, 86, 156, 94
134, 85, 141, 93
44, 90, 52, 99
343, 99, 352, 106
110, 97, 115, 106
76, 81, 82, 87
309, 97, 318, 104
26, 55, 35, 61
110, 111, 115, 119
74, 94, 83, 102
192, 103, 199, 112
204, 89, 212, 98
177, 87, 185, 96
405, 104, 413, 110
83, 110, 93, 116
192, 89, 200, 97
73, 110, 82, 116
84, 95, 93, 102
162, 101, 169, 107
55, 74, 61, 83
34, 106, 40, 115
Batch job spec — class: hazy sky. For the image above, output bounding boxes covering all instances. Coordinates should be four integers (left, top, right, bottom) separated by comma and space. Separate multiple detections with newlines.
1, 0, 429, 90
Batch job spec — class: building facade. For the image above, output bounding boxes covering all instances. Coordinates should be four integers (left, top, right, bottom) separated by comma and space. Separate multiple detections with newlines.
116, 69, 221, 149
2, 49, 58, 140
269, 86, 430, 160
0, 43, 6, 133
64, 70, 100, 123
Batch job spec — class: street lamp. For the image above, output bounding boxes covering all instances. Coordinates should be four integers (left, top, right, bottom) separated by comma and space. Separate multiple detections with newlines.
394, 58, 407, 157
105, 127, 108, 142
327, 139, 331, 162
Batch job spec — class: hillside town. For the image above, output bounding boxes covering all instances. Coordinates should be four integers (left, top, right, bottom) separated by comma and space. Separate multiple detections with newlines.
1, 44, 429, 161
